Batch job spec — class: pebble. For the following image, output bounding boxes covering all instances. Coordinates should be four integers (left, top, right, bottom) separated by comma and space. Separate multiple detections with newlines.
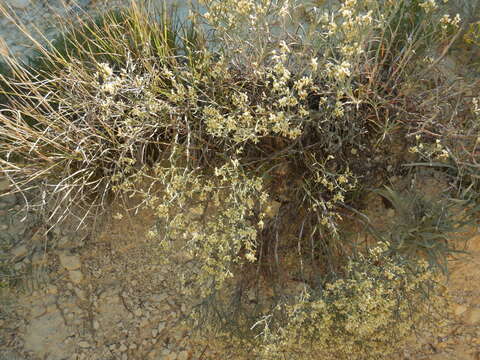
157, 321, 166, 333
8, 0, 30, 9
118, 343, 128, 352
59, 252, 82, 271
78, 341, 90, 349
164, 353, 177, 360
47, 285, 58, 294
454, 304, 468, 317
69, 270, 84, 284
74, 287, 86, 299
466, 308, 480, 325
11, 244, 28, 259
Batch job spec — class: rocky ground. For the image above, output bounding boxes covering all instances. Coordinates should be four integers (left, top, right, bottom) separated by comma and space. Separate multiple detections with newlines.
1, 172, 480, 360
0, 178, 195, 360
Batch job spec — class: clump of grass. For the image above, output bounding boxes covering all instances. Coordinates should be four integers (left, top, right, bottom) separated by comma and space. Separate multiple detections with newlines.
0, 1, 205, 226
375, 186, 474, 272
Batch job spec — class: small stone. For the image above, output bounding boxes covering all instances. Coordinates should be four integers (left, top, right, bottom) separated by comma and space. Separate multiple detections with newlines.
69, 270, 83, 284
164, 353, 177, 360
0, 224, 8, 231
47, 285, 58, 294
466, 308, 480, 325
157, 322, 166, 333
177, 351, 189, 360
46, 304, 57, 314
11, 244, 28, 259
74, 287, 86, 299
93, 320, 100, 330
133, 308, 142, 317
129, 343, 137, 350
151, 329, 158, 337
454, 304, 468, 316
78, 341, 90, 349
9, 0, 30, 9
59, 253, 82, 271
118, 344, 128, 352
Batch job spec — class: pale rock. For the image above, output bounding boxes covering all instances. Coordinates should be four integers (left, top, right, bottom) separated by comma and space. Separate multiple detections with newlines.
466, 307, 480, 325
47, 285, 58, 295
12, 244, 28, 259
59, 253, 81, 271
177, 351, 189, 360
9, 0, 30, 9
78, 341, 90, 348
454, 304, 468, 317
164, 353, 177, 360
69, 270, 83, 284
157, 321, 166, 333
46, 304, 57, 314
74, 287, 86, 300
118, 343, 128, 352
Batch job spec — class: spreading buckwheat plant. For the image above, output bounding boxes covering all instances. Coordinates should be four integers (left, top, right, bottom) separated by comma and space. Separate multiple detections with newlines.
1, 0, 479, 358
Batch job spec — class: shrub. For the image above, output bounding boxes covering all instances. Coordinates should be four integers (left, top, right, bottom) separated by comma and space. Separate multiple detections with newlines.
255, 243, 447, 360
0, 0, 476, 358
